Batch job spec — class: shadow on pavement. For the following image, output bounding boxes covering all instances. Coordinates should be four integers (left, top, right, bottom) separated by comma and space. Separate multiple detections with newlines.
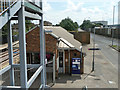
56, 74, 81, 84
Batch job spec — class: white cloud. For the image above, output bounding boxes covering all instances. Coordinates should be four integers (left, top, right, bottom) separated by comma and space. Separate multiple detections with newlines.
63, 0, 84, 13
43, 0, 119, 25
43, 0, 52, 13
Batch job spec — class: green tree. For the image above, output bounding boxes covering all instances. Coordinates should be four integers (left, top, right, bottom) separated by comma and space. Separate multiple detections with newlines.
25, 20, 34, 32
1, 24, 9, 44
2, 24, 8, 36
80, 20, 103, 30
58, 17, 79, 31
95, 23, 103, 27
80, 20, 94, 30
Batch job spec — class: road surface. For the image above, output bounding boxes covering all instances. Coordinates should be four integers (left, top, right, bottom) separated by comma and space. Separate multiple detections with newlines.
91, 33, 119, 70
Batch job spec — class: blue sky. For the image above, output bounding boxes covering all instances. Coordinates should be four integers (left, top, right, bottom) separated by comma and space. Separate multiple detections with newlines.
43, 0, 119, 25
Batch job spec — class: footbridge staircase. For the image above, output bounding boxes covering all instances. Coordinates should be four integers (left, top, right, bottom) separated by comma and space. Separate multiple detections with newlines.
0, 0, 47, 89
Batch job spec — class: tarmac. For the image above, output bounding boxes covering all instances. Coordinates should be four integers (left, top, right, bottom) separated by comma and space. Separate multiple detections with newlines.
51, 39, 118, 89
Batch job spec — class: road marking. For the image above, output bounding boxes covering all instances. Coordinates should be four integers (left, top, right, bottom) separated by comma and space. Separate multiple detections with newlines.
108, 81, 116, 84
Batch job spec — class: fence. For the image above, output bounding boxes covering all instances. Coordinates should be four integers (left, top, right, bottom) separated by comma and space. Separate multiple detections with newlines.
88, 28, 120, 39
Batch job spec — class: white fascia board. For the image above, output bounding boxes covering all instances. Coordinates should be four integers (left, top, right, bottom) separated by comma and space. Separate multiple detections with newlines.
59, 38, 74, 48
50, 33, 59, 39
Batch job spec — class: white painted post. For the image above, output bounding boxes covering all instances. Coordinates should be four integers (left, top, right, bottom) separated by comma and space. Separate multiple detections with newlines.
18, 3, 27, 88
40, 14, 45, 88
53, 54, 55, 83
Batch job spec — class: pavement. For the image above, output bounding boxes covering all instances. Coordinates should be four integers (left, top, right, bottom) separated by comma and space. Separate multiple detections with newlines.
51, 39, 118, 89
91, 33, 119, 70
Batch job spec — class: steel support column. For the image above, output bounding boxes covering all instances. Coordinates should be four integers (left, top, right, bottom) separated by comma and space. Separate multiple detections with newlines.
53, 54, 55, 83
8, 20, 14, 86
18, 4, 27, 88
40, 15, 45, 88
44, 31, 47, 85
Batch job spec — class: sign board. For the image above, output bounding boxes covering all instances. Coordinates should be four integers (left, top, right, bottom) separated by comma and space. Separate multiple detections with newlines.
88, 48, 101, 50
72, 58, 81, 75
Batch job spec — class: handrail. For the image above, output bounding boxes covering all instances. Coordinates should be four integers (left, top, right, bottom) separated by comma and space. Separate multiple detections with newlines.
0, 0, 41, 15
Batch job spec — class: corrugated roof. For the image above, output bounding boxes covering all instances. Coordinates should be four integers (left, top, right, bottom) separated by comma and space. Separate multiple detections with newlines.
44, 26, 82, 50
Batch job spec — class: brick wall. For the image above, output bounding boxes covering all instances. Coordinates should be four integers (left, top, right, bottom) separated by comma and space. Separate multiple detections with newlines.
26, 26, 57, 53
74, 32, 90, 44
26, 26, 59, 77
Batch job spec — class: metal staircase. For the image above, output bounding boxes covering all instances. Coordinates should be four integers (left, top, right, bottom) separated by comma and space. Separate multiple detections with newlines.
0, 0, 47, 89
0, 0, 21, 29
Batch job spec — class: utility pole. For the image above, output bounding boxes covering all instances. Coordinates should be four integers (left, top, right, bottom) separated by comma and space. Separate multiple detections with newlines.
92, 28, 95, 72
112, 6, 115, 46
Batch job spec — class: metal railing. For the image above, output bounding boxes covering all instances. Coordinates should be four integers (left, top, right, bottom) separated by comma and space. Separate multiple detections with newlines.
0, 0, 41, 14
0, 0, 17, 14
28, 0, 42, 9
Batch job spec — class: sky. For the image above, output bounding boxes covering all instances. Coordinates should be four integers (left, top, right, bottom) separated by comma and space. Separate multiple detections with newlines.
42, 0, 120, 25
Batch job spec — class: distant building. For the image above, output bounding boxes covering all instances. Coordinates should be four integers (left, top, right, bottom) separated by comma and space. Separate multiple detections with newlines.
92, 21, 108, 26
106, 24, 120, 28
44, 21, 52, 26
118, 1, 120, 24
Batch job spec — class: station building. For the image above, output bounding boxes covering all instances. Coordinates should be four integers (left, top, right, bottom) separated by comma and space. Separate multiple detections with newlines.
26, 26, 84, 78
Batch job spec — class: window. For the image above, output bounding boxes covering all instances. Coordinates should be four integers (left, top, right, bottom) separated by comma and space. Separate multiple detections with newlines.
59, 52, 63, 67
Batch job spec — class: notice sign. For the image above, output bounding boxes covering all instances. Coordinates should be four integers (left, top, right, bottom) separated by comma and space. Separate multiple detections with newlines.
72, 58, 81, 75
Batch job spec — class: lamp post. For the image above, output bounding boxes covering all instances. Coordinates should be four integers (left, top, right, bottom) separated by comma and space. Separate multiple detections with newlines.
112, 6, 115, 46
92, 27, 95, 72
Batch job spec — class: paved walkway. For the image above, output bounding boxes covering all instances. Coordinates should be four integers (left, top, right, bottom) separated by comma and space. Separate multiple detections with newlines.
52, 39, 118, 89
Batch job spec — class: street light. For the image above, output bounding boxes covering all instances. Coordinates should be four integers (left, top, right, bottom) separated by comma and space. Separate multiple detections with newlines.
112, 6, 115, 46
92, 27, 96, 72
111, 27, 116, 46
